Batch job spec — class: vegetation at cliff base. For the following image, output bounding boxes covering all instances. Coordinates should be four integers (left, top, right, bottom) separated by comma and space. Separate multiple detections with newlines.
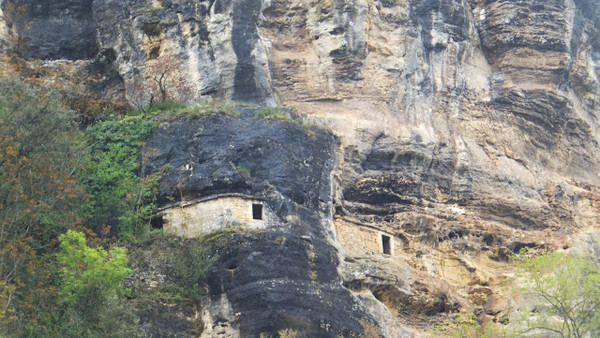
512, 248, 600, 337
80, 114, 159, 240
0, 74, 163, 335
432, 248, 600, 337
431, 311, 499, 338
171, 242, 218, 302
0, 75, 87, 335
55, 230, 141, 337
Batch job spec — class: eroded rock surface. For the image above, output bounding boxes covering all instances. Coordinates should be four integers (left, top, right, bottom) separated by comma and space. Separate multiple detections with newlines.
3, 0, 600, 335
143, 109, 370, 337
1, 0, 97, 59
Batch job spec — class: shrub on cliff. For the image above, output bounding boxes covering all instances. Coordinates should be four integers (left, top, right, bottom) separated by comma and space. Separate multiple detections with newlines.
512, 249, 600, 337
55, 230, 140, 337
431, 311, 499, 338
172, 241, 218, 302
0, 75, 87, 335
80, 114, 159, 240
0, 74, 155, 335
131, 53, 194, 112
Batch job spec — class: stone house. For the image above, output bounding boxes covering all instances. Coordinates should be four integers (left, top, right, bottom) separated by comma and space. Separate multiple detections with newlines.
159, 193, 275, 238
335, 216, 399, 256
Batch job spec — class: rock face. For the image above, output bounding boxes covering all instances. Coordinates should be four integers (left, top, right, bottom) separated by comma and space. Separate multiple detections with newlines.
143, 109, 370, 337
91, 0, 275, 104
1, 0, 97, 59
4, 0, 600, 335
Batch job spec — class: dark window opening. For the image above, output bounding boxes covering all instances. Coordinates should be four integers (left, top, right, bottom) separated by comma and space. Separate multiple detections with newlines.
150, 214, 165, 230
382, 235, 391, 255
448, 229, 462, 240
148, 46, 160, 59
252, 203, 263, 220
482, 234, 494, 246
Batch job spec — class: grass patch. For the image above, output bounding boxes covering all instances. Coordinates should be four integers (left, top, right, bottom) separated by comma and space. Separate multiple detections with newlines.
130, 284, 186, 305
129, 100, 188, 116
178, 101, 241, 118
237, 165, 251, 178
255, 106, 332, 137
254, 106, 292, 121
171, 242, 218, 302
134, 101, 332, 140
156, 100, 260, 121
200, 225, 241, 244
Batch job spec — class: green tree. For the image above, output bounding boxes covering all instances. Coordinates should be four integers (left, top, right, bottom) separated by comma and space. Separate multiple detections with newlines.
80, 115, 158, 240
56, 230, 140, 337
514, 249, 600, 337
431, 311, 500, 338
0, 74, 153, 335
172, 242, 218, 302
0, 75, 86, 335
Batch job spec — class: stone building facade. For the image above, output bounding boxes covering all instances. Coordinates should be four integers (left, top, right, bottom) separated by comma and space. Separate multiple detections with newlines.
335, 217, 396, 256
160, 194, 275, 238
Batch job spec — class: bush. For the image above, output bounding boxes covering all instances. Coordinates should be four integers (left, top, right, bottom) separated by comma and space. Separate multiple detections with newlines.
80, 114, 159, 240
172, 242, 218, 302
431, 311, 500, 338
0, 75, 87, 335
512, 249, 600, 337
254, 106, 291, 120
55, 230, 141, 337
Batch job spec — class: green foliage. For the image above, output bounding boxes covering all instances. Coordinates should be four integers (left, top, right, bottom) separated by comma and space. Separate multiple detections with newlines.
0, 76, 87, 335
172, 242, 218, 302
129, 100, 188, 116
0, 75, 153, 335
57, 230, 131, 305
254, 106, 331, 137
237, 164, 251, 178
259, 329, 299, 338
278, 328, 299, 338
80, 114, 158, 240
512, 249, 600, 337
55, 230, 141, 337
0, 75, 82, 169
178, 101, 243, 118
432, 312, 500, 338
255, 106, 291, 120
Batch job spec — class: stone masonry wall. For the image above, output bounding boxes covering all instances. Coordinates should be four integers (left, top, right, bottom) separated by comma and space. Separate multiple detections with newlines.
335, 217, 394, 255
162, 195, 276, 238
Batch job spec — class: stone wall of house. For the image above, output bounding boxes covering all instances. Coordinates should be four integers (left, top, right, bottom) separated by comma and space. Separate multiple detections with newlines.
334, 217, 394, 255
162, 196, 273, 238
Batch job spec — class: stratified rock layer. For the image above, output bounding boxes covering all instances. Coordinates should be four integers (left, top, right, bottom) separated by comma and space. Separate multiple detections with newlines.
2, 0, 600, 335
143, 109, 370, 337
1, 0, 97, 59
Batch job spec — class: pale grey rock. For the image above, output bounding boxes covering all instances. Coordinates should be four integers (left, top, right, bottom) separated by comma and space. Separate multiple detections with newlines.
3, 0, 600, 335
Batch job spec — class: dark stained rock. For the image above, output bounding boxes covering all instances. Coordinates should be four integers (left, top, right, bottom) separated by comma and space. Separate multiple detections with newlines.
207, 231, 368, 337
142, 108, 370, 337
231, 0, 261, 101
410, 0, 471, 51
144, 108, 335, 215
2, 0, 97, 59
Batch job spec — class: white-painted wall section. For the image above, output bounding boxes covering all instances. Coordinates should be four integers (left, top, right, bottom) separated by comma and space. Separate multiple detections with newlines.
161, 195, 274, 238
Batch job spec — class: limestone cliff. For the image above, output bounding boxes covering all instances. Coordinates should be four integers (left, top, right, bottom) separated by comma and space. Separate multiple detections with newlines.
2, 0, 600, 336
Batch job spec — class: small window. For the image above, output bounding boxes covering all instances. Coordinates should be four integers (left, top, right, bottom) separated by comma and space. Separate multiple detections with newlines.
252, 203, 263, 220
150, 214, 165, 230
381, 235, 391, 255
